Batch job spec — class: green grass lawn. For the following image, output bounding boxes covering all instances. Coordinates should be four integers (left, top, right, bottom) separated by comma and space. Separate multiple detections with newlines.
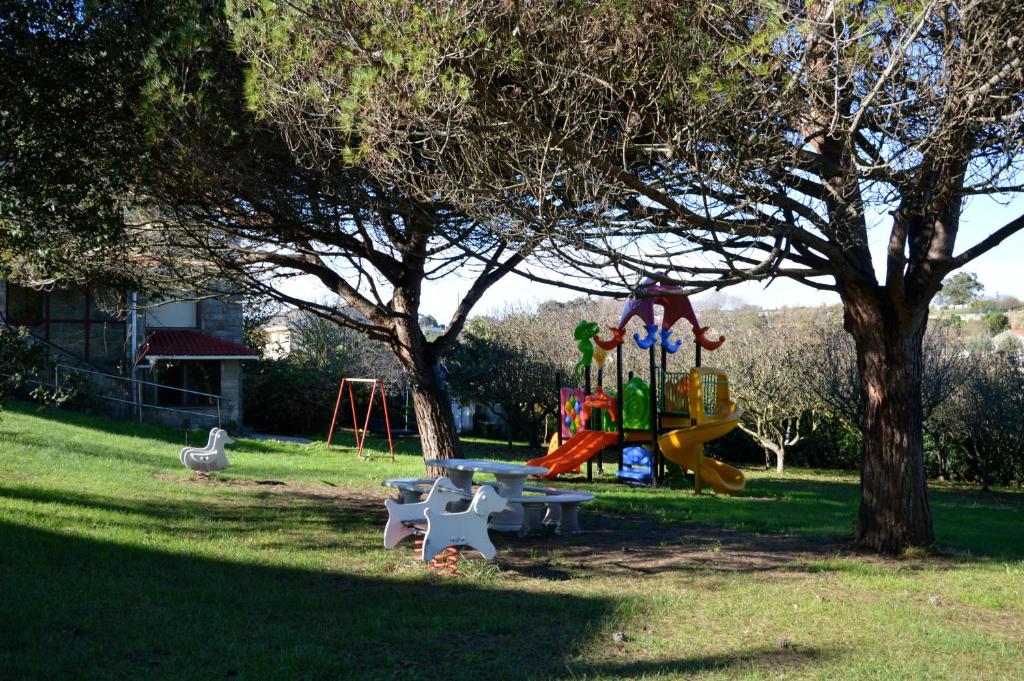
1, 401, 1022, 679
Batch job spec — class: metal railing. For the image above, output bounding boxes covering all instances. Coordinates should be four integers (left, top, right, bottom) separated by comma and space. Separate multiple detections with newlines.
51, 364, 222, 426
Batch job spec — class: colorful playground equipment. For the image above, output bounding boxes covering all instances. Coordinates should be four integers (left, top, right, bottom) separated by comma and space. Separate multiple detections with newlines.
535, 279, 746, 494
658, 368, 745, 494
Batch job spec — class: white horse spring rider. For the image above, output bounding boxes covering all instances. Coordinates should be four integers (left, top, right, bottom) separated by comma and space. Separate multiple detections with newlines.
180, 428, 233, 473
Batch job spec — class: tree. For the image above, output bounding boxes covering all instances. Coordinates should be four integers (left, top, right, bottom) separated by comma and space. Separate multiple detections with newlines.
0, 1, 150, 285
929, 352, 1024, 490
287, 310, 407, 390
447, 315, 559, 447
249, 1, 1024, 553
937, 272, 985, 306
241, 296, 283, 359
714, 308, 826, 473
0, 327, 47, 412
541, 2, 1024, 553
984, 312, 1010, 335
244, 308, 409, 436
1, 2, 539, 467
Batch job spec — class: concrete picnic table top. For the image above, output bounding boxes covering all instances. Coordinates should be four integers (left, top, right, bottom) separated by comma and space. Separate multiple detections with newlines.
381, 474, 596, 535
423, 459, 549, 478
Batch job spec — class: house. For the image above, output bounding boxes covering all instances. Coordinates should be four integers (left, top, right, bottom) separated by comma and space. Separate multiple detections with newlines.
261, 308, 305, 359
0, 281, 257, 428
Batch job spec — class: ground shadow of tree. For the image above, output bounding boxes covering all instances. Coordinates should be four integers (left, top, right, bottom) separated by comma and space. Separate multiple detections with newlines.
0, 520, 840, 680
0, 520, 611, 680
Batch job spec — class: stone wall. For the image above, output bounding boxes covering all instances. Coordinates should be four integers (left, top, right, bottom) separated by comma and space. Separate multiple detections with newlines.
199, 297, 245, 343
139, 360, 242, 431
219, 360, 242, 427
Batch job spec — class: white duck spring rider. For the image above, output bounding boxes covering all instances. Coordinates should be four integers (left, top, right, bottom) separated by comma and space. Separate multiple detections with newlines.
180, 428, 233, 473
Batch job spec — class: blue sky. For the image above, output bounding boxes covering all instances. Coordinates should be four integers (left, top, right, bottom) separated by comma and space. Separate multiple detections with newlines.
282, 193, 1024, 322
417, 193, 1024, 320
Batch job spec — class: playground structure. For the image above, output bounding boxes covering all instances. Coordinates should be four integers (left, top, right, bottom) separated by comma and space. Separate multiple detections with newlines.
326, 377, 395, 460
527, 280, 746, 494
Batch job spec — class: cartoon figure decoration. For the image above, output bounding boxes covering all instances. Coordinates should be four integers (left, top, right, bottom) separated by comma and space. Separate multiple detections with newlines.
593, 278, 726, 353
573, 320, 601, 377
593, 326, 626, 351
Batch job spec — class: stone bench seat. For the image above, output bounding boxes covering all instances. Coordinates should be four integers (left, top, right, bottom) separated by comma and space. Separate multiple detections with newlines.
385, 478, 596, 535
484, 483, 595, 535
383, 478, 507, 561
381, 477, 461, 504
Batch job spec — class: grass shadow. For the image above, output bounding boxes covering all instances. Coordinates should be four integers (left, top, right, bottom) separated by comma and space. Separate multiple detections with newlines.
0, 521, 615, 680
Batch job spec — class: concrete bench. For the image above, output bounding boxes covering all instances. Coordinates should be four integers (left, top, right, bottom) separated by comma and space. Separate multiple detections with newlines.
382, 478, 507, 561
491, 484, 595, 535
385, 478, 596, 536
381, 477, 437, 504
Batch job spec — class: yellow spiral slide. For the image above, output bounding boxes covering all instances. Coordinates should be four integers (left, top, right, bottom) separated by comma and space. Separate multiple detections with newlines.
658, 367, 746, 494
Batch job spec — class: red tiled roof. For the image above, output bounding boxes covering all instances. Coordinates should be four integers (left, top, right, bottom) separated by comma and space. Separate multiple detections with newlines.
141, 329, 258, 359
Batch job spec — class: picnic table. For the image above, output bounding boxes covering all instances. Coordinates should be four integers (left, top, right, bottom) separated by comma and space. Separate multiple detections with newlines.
423, 459, 548, 532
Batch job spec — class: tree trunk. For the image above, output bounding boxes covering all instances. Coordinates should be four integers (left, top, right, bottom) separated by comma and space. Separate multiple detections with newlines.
846, 297, 935, 554
410, 379, 462, 477
390, 292, 463, 475
972, 444, 990, 492
738, 423, 785, 473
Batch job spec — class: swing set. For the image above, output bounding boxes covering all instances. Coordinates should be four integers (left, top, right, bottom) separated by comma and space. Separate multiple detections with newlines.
326, 377, 395, 460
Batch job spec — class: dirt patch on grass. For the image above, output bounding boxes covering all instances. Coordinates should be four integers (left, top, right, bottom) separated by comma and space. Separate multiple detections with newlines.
493, 510, 850, 578
155, 472, 962, 577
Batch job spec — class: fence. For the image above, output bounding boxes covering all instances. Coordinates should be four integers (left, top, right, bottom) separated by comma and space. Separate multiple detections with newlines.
16, 364, 224, 427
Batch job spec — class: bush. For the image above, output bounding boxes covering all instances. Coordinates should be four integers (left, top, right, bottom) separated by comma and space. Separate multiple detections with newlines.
0, 326, 47, 407
0, 326, 88, 414
787, 417, 861, 469
243, 359, 340, 436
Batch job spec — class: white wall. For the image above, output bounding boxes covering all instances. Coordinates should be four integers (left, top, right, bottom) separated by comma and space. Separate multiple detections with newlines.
148, 301, 197, 328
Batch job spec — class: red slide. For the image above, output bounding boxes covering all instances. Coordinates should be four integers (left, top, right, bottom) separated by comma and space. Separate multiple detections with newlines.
527, 430, 619, 479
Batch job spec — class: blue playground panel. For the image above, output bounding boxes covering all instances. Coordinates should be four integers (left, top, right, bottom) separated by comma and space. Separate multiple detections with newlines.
616, 446, 653, 485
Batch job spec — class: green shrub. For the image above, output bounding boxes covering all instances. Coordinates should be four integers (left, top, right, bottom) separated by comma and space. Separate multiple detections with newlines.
243, 359, 339, 436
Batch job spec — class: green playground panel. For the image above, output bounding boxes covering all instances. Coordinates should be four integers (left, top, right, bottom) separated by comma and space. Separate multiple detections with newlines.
600, 389, 617, 432
621, 376, 652, 430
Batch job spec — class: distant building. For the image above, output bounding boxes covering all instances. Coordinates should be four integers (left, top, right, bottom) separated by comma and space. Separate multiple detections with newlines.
260, 307, 447, 357
0, 281, 257, 428
261, 308, 305, 359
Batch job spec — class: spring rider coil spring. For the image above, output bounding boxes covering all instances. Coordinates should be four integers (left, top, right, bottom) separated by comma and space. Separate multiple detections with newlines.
414, 538, 461, 575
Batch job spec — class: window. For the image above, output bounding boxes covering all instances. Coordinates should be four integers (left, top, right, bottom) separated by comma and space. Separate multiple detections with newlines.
153, 361, 221, 407
5, 284, 125, 369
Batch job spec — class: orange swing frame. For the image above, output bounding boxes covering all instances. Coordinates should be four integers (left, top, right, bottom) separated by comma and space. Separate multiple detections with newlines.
326, 378, 395, 460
